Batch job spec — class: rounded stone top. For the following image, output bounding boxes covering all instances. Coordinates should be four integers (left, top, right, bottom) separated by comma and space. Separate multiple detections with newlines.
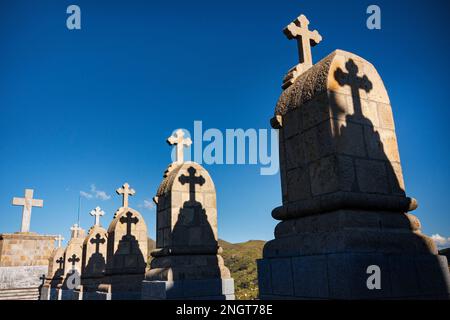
155, 161, 216, 198
83, 225, 107, 246
107, 206, 147, 234
274, 49, 390, 118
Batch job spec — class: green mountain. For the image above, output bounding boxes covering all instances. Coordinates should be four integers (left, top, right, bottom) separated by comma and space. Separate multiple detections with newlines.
219, 239, 266, 300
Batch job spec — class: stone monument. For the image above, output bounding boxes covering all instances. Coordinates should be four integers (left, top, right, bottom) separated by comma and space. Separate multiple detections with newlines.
40, 235, 65, 300
142, 130, 234, 300
59, 223, 85, 300
0, 188, 54, 300
78, 207, 108, 299
99, 183, 148, 300
257, 14, 450, 299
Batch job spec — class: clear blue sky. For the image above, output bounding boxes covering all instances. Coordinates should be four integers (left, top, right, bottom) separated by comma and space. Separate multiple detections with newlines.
0, 0, 449, 244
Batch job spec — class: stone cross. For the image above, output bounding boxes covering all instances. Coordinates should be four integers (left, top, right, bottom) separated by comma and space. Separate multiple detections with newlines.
55, 235, 64, 248
334, 59, 373, 117
56, 256, 64, 269
70, 224, 82, 238
167, 129, 192, 164
90, 206, 105, 227
119, 212, 139, 237
284, 14, 322, 70
12, 189, 44, 233
179, 166, 205, 202
90, 233, 106, 254
68, 254, 80, 269
116, 183, 135, 208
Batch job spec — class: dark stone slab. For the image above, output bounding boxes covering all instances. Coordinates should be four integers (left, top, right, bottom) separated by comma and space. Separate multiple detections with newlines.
270, 258, 294, 296
292, 255, 328, 298
256, 259, 272, 296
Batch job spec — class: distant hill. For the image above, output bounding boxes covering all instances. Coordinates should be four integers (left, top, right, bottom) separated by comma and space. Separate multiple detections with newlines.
219, 239, 266, 300
146, 237, 265, 299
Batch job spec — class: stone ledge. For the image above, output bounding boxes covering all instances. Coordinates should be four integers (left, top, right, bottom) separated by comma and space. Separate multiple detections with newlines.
0, 233, 56, 240
272, 191, 417, 220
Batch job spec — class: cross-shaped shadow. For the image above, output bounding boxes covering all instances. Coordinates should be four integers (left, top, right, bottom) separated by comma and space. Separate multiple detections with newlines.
83, 233, 107, 276
108, 211, 146, 274
170, 166, 217, 254
331, 58, 404, 196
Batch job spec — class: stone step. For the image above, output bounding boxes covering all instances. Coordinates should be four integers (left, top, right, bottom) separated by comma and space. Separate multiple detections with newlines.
0, 288, 40, 300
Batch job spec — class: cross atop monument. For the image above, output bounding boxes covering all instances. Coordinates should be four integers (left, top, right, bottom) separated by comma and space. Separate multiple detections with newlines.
284, 14, 322, 70
90, 206, 105, 227
90, 233, 106, 254
167, 129, 192, 164
116, 183, 135, 208
70, 223, 82, 238
55, 235, 64, 248
119, 211, 139, 237
12, 188, 44, 233
179, 166, 205, 202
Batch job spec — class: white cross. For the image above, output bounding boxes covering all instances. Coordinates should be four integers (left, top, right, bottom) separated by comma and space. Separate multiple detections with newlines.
70, 223, 82, 238
116, 183, 135, 208
12, 189, 44, 233
90, 206, 105, 226
55, 235, 64, 248
167, 129, 192, 164
284, 14, 322, 70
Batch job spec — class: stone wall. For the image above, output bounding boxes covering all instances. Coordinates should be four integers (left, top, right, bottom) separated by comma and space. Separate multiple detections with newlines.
0, 233, 54, 267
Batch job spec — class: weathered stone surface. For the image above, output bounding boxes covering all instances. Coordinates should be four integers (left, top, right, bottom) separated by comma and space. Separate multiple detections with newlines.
82, 225, 107, 278
0, 266, 47, 290
259, 24, 450, 298
259, 252, 450, 300
144, 159, 234, 300
105, 206, 147, 275
0, 233, 54, 267
273, 49, 413, 218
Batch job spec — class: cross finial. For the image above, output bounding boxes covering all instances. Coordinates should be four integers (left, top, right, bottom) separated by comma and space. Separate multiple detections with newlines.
90, 206, 105, 227
55, 235, 64, 248
167, 129, 192, 164
284, 14, 322, 70
70, 223, 82, 238
12, 188, 44, 233
116, 183, 135, 208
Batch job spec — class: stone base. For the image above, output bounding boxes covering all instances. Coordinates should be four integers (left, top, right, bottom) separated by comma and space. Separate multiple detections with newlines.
142, 278, 235, 300
97, 274, 145, 300
58, 288, 83, 300
82, 290, 111, 300
0, 233, 55, 267
0, 265, 47, 300
258, 253, 450, 299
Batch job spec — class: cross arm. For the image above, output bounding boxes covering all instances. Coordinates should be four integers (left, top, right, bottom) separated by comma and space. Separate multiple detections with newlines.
12, 197, 25, 206
32, 199, 44, 207
309, 30, 322, 46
